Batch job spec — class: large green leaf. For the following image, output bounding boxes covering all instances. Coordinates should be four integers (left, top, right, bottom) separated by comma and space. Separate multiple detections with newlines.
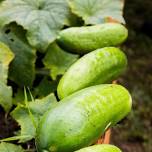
68, 0, 125, 24
0, 142, 24, 152
0, 0, 70, 51
0, 23, 36, 87
0, 42, 14, 111
11, 93, 57, 142
43, 43, 79, 80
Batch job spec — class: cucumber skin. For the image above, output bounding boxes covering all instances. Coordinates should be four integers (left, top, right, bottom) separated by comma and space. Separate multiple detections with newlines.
57, 47, 127, 99
36, 84, 132, 152
57, 23, 128, 54
75, 144, 122, 152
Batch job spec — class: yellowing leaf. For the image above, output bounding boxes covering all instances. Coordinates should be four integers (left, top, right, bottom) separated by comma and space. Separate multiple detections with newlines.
0, 42, 14, 111
68, 0, 125, 24
0, 82, 13, 112
0, 41, 14, 83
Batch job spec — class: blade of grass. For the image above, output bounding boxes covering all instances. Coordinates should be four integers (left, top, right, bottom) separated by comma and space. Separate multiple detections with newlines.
24, 87, 37, 129
27, 87, 35, 102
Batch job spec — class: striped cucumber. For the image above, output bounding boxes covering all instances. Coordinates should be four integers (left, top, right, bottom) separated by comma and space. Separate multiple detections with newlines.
36, 84, 132, 152
57, 23, 128, 54
57, 47, 127, 99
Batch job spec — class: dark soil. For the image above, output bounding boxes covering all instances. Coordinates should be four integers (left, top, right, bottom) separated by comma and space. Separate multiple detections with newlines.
0, 107, 18, 139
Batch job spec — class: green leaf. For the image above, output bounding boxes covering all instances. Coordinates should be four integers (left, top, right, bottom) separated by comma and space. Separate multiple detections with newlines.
29, 94, 57, 115
64, 12, 84, 27
0, 142, 24, 152
0, 42, 14, 111
13, 89, 26, 105
11, 93, 57, 142
13, 88, 34, 105
68, 0, 125, 24
43, 43, 79, 80
0, 23, 36, 87
11, 106, 37, 143
0, 0, 70, 51
34, 77, 58, 98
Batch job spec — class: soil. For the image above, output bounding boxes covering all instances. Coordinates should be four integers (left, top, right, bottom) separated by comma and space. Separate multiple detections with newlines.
0, 107, 18, 139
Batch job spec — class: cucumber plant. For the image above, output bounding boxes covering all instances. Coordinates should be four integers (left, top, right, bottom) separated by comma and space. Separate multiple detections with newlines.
0, 0, 132, 152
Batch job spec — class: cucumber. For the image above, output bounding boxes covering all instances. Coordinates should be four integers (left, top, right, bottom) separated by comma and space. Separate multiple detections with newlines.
57, 23, 128, 54
57, 47, 127, 99
36, 84, 132, 152
75, 144, 122, 152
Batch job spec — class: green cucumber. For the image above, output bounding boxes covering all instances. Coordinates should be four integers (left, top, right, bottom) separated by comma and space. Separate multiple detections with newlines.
57, 23, 128, 54
75, 144, 122, 152
57, 47, 127, 99
36, 84, 132, 152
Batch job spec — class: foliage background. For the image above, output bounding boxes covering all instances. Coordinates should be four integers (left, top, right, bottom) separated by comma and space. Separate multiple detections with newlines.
111, 0, 152, 151
0, 0, 151, 152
